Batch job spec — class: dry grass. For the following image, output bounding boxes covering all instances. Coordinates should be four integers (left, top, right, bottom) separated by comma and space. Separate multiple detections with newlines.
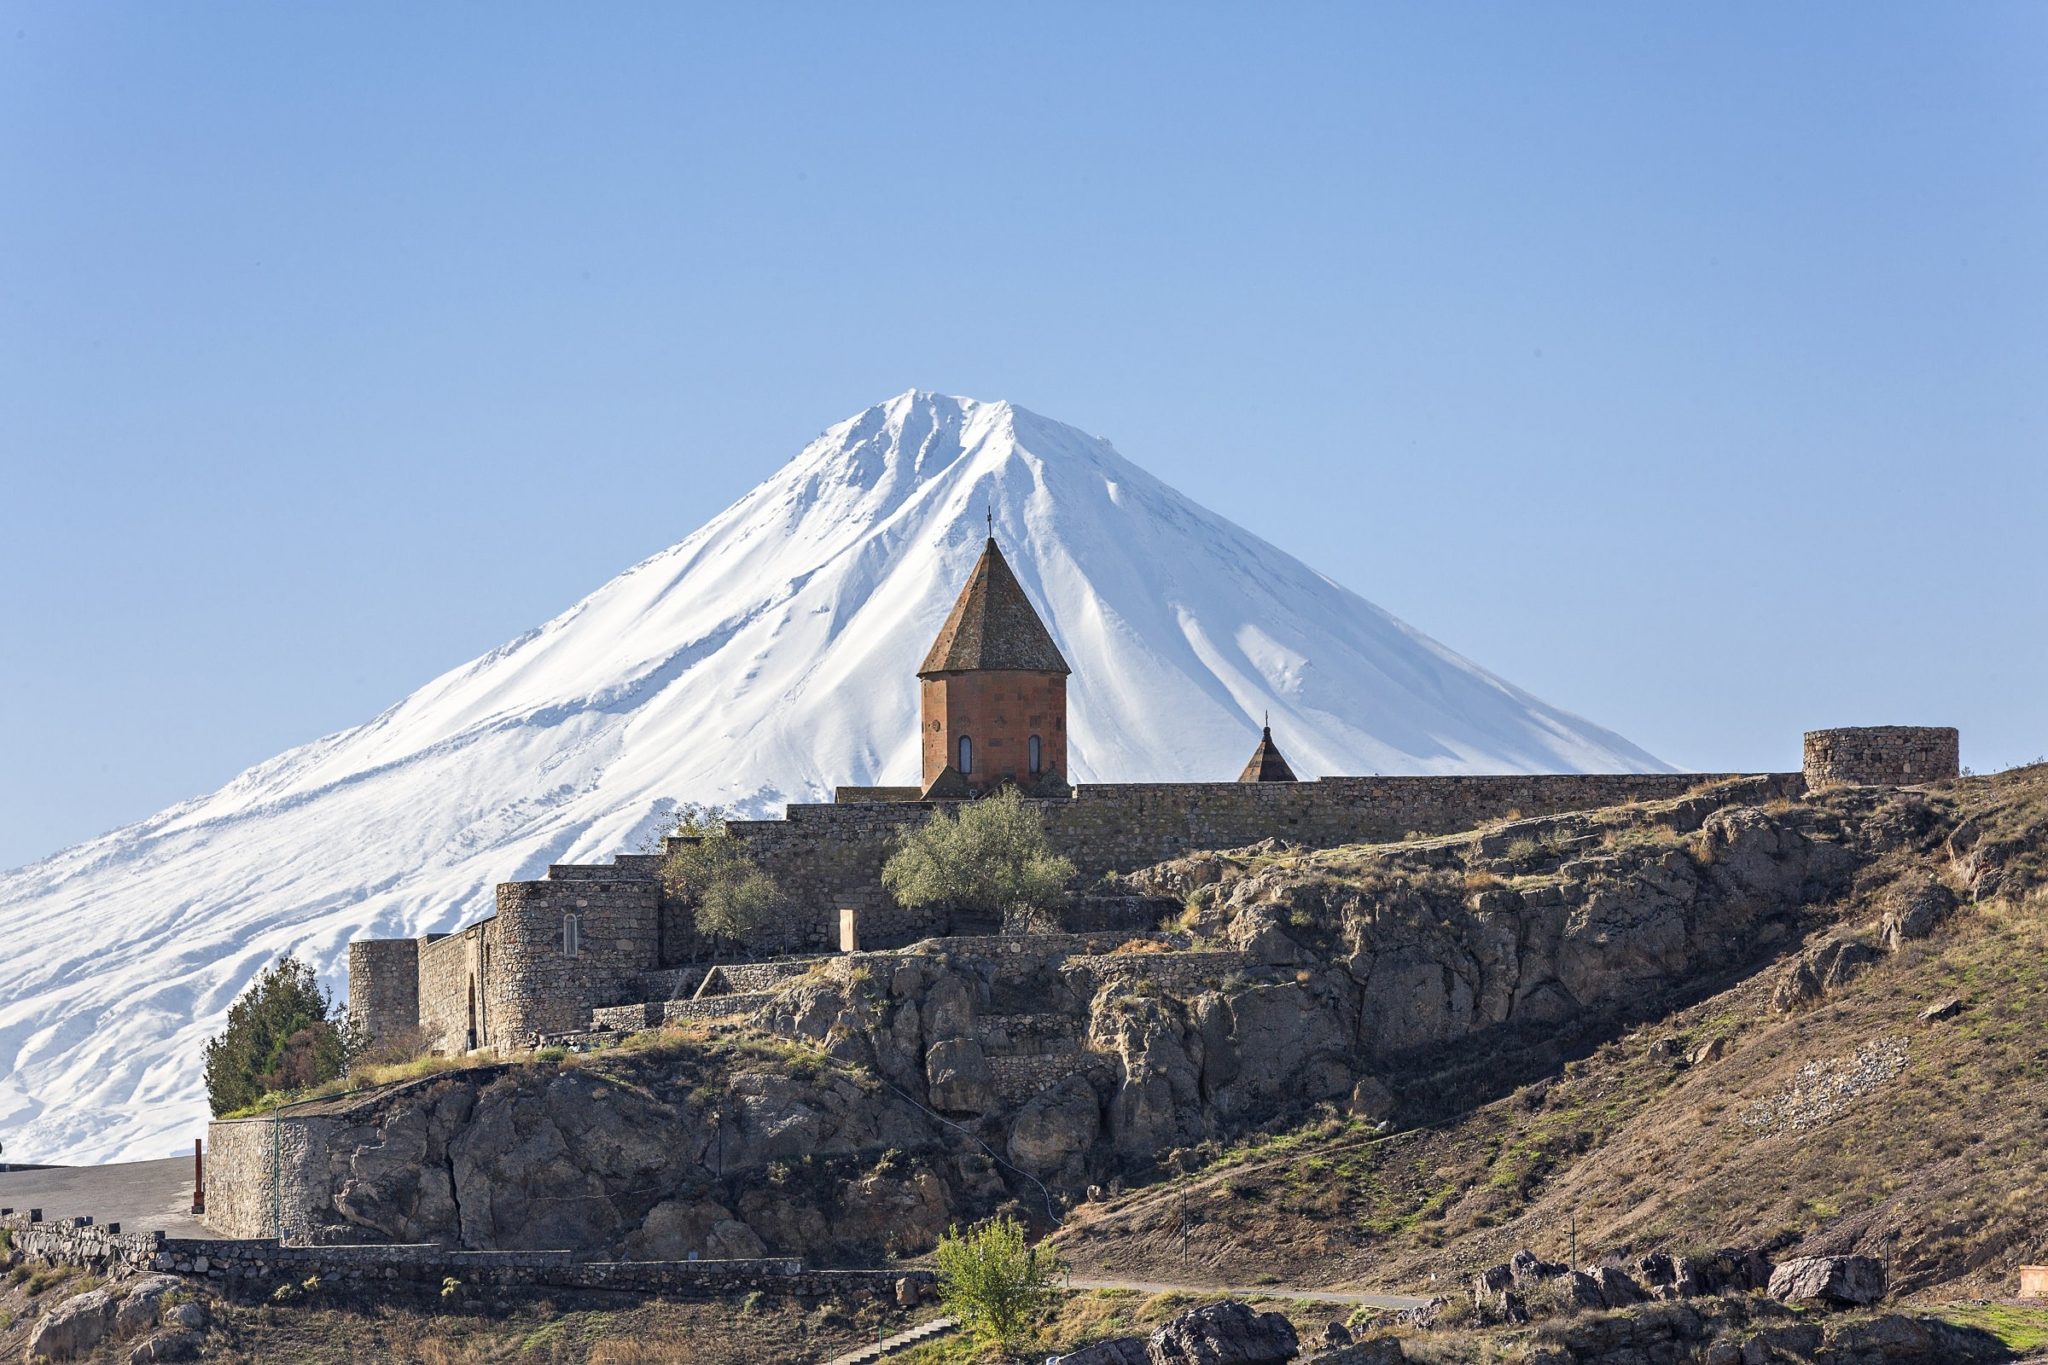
1056, 767, 2048, 1299
222, 1052, 488, 1117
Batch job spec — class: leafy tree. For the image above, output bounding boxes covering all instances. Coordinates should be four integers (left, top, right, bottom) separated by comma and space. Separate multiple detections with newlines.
659, 803, 783, 957
934, 1214, 1067, 1349
202, 956, 354, 1115
882, 787, 1075, 925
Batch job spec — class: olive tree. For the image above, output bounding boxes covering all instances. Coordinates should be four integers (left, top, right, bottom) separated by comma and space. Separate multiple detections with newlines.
658, 802, 783, 957
881, 786, 1075, 927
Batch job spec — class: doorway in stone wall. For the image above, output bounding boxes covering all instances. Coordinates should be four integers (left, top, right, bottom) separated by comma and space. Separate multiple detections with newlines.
466, 976, 478, 1051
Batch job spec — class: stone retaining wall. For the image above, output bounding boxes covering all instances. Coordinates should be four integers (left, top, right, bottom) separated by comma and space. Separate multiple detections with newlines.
699, 959, 825, 995
0, 1212, 929, 1303
588, 991, 780, 1031
0, 1212, 165, 1273
204, 1112, 340, 1240
1063, 949, 1252, 995
975, 1013, 1081, 1056
988, 1053, 1104, 1105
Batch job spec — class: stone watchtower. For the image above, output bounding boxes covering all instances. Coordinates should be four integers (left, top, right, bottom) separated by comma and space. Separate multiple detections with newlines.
918, 531, 1071, 797
1802, 726, 1960, 790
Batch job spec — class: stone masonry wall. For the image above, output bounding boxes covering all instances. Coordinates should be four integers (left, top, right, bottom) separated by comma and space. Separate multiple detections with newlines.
3, 1211, 929, 1304
346, 939, 419, 1047
416, 927, 484, 1051
1803, 727, 1959, 790
204, 1113, 340, 1240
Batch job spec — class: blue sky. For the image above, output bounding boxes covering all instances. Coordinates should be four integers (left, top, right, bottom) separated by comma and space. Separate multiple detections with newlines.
2, 4, 2043, 869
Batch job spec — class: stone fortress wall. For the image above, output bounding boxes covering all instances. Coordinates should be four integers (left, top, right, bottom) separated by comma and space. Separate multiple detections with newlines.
346, 727, 1961, 1054
1802, 726, 1960, 791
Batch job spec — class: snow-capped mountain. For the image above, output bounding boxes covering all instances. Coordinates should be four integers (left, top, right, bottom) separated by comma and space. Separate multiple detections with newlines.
0, 391, 1667, 1163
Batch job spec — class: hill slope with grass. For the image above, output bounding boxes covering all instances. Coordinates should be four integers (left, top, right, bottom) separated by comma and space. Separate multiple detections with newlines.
1055, 764, 2048, 1303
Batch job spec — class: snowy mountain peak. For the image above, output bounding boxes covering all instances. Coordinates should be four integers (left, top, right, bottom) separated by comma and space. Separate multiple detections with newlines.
0, 392, 1667, 1163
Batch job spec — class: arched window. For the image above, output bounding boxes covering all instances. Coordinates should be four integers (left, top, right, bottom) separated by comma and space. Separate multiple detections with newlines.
562, 913, 581, 959
958, 735, 973, 775
1028, 734, 1042, 775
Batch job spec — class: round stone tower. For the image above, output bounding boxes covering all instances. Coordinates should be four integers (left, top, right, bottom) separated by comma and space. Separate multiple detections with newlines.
1802, 726, 1959, 790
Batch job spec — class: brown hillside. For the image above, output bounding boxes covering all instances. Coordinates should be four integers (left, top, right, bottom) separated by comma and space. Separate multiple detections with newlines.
1057, 763, 2048, 1300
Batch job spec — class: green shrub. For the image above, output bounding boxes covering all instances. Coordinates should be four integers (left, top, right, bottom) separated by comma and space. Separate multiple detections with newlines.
934, 1214, 1068, 1349
882, 787, 1076, 924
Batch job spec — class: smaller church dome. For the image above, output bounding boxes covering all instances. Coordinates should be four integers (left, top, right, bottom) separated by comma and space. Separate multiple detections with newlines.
1237, 723, 1299, 783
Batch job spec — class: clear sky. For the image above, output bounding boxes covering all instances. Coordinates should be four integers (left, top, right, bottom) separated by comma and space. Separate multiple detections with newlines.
2, 4, 2044, 870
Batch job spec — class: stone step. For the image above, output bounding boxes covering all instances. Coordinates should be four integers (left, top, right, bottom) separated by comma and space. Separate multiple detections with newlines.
824, 1315, 958, 1365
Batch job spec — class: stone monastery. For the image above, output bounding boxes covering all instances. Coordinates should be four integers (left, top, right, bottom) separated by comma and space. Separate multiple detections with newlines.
347, 531, 1961, 1055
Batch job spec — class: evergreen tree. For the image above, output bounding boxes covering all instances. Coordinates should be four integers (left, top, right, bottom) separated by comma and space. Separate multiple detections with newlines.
201, 956, 351, 1115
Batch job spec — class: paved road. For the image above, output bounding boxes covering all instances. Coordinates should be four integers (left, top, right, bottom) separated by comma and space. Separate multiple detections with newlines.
1067, 1275, 1432, 1311
0, 1157, 214, 1239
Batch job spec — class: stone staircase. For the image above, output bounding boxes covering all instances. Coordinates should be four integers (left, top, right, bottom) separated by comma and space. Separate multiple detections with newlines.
824, 1314, 958, 1364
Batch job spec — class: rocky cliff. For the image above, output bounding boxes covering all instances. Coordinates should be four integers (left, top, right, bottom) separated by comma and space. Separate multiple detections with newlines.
1058, 763, 2048, 1299
294, 766, 2020, 1267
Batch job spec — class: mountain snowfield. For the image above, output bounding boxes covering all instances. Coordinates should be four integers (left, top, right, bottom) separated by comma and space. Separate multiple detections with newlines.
0, 391, 1669, 1163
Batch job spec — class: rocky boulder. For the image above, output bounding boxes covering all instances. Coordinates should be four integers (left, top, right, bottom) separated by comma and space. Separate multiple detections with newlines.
26, 1287, 120, 1361
1148, 1300, 1301, 1363
1881, 874, 1958, 949
925, 1037, 995, 1114
1007, 1073, 1103, 1174
1772, 938, 1882, 1012
1768, 1254, 1887, 1306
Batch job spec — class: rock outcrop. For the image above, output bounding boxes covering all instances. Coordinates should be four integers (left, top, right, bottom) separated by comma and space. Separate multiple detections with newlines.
1768, 1254, 1887, 1306
286, 779, 1977, 1260
1057, 1299, 1302, 1364
23, 1277, 205, 1363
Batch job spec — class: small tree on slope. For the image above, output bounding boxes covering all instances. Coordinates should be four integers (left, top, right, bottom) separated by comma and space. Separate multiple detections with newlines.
934, 1214, 1067, 1349
882, 786, 1075, 927
201, 955, 353, 1115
